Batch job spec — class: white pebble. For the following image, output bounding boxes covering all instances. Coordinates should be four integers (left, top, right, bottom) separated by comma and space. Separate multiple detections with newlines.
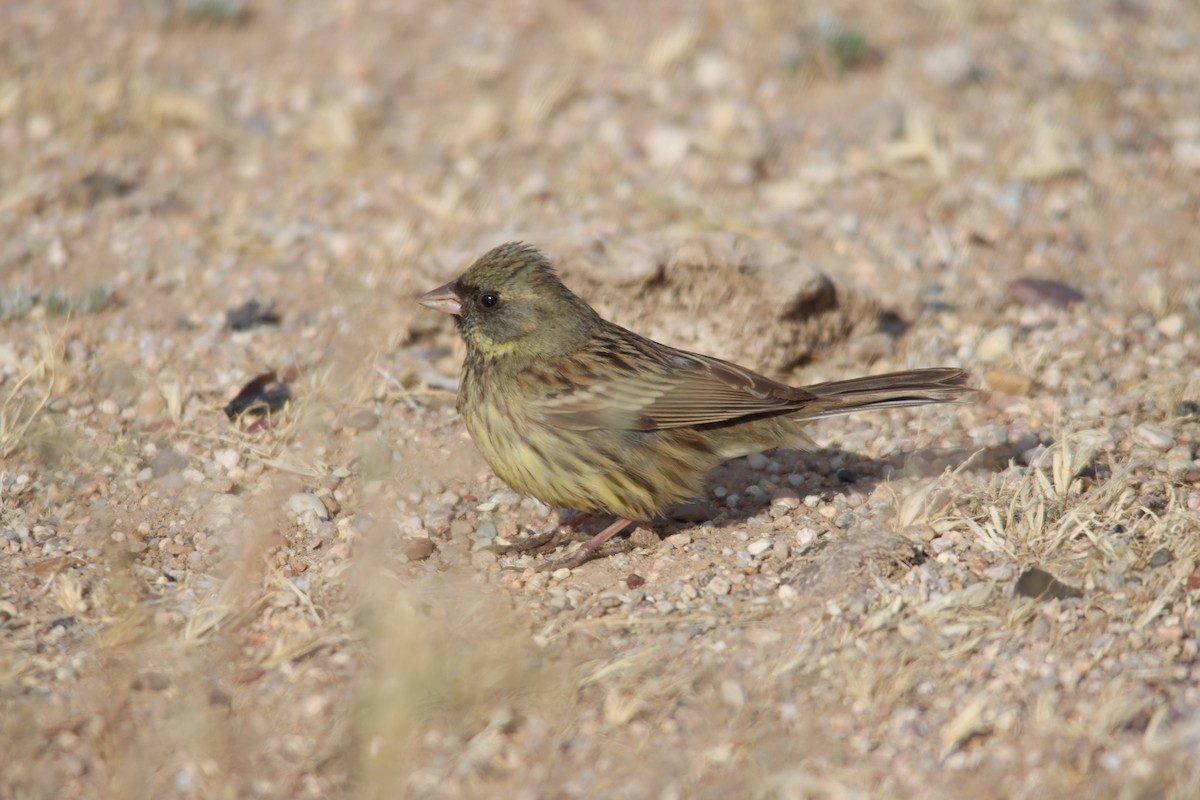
747, 538, 774, 557
644, 124, 690, 167
1156, 313, 1184, 338
214, 448, 241, 470
975, 326, 1014, 363
287, 492, 330, 521
707, 576, 731, 596
922, 41, 981, 87
1173, 139, 1200, 170
796, 528, 818, 547
771, 489, 800, 509
302, 694, 331, 718
719, 679, 745, 709
746, 453, 769, 470
694, 52, 739, 91
491, 491, 521, 506
665, 532, 693, 549
1134, 423, 1175, 452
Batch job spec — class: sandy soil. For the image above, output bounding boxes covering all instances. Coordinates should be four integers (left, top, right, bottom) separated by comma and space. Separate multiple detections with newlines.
2, 1, 1199, 798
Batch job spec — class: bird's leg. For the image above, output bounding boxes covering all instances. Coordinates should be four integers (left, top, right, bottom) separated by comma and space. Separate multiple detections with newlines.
559, 510, 593, 531
553, 517, 635, 569
488, 510, 594, 554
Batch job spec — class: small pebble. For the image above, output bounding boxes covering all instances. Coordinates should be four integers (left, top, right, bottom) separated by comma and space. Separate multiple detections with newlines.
1147, 548, 1173, 568
1133, 423, 1174, 452
344, 408, 380, 431
287, 493, 330, 521
771, 488, 800, 508
975, 326, 1014, 363
922, 41, 981, 87
471, 549, 498, 567
1155, 313, 1184, 339
929, 536, 955, 554
707, 576, 732, 596
747, 453, 769, 470
1009, 277, 1083, 308
796, 527, 818, 547
644, 124, 690, 167
746, 538, 773, 557
665, 531, 693, 549
719, 680, 745, 709
403, 537, 435, 561
491, 491, 520, 507
214, 448, 241, 470
985, 370, 1033, 396
1015, 567, 1083, 601
1173, 139, 1200, 170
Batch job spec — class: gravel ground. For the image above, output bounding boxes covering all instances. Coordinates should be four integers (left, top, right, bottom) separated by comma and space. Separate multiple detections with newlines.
2, 1, 1199, 798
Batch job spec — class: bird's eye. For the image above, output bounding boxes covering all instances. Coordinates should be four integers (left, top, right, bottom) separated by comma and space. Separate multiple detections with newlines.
480, 293, 500, 308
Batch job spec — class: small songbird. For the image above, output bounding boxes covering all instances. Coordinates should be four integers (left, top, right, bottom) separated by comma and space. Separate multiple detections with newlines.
419, 242, 970, 567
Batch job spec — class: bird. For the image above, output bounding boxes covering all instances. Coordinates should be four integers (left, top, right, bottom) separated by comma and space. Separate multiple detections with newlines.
419, 242, 971, 567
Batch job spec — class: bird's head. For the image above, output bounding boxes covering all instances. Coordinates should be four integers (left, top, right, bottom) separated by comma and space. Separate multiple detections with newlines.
418, 242, 600, 361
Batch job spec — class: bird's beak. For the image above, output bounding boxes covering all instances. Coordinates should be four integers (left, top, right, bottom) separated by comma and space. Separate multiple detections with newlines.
418, 281, 462, 316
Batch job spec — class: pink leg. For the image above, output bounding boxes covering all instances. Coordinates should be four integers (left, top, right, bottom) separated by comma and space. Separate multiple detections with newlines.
558, 510, 593, 531
556, 517, 634, 568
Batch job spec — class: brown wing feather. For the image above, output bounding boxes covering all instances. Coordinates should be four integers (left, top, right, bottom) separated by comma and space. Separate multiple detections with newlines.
531, 323, 817, 432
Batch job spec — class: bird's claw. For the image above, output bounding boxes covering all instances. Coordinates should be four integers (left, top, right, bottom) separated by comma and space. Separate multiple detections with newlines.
485, 523, 592, 556
532, 538, 637, 572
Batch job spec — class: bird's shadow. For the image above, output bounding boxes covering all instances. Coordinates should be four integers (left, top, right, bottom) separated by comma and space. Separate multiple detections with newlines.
562, 440, 1023, 543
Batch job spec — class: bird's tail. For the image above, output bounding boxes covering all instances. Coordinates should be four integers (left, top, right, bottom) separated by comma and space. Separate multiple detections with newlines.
797, 367, 973, 420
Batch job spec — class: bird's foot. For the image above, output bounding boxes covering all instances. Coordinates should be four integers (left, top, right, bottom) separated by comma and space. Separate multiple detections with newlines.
486, 511, 594, 556
535, 538, 636, 572
531, 517, 635, 572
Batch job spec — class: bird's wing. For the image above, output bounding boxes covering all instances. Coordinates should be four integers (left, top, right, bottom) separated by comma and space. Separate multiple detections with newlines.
530, 332, 813, 432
